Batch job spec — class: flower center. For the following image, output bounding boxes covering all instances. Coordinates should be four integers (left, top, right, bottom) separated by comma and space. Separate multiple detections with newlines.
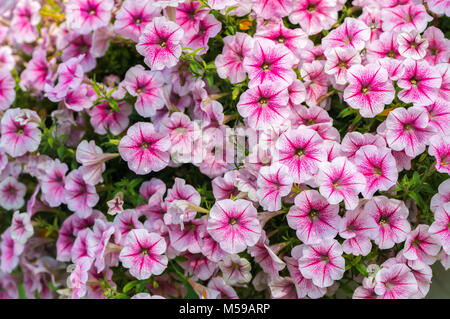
134, 17, 142, 25
441, 155, 449, 167
229, 217, 238, 225
403, 123, 414, 131
410, 42, 417, 49
307, 4, 316, 12
295, 147, 306, 157
361, 86, 370, 94
373, 165, 383, 177
276, 35, 286, 44
410, 77, 418, 86
431, 47, 439, 56
338, 61, 347, 69
140, 248, 149, 256
309, 209, 319, 220
379, 216, 389, 226
140, 141, 150, 150
6, 185, 17, 196
258, 97, 269, 107
261, 62, 271, 71
175, 127, 186, 135
159, 40, 167, 48
305, 119, 316, 125
387, 50, 396, 58
320, 254, 329, 263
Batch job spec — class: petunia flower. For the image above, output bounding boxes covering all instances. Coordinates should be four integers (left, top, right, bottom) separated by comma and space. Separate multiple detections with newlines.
248, 230, 286, 279
299, 61, 329, 107
114, 0, 160, 42
11, 0, 41, 43
10, 211, 34, 245
64, 169, 100, 218
298, 239, 345, 288
289, 0, 338, 35
0, 108, 41, 157
274, 127, 326, 184
215, 32, 254, 84
71, 228, 95, 265
207, 277, 239, 299
237, 83, 290, 130
426, 0, 450, 16
374, 263, 418, 299
168, 217, 206, 254
256, 162, 293, 211
56, 216, 76, 262
41, 159, 68, 208
420, 99, 450, 135
176, 1, 208, 35
428, 134, 450, 174
218, 254, 252, 285
253, 0, 293, 19
385, 106, 435, 157
118, 122, 171, 175
365, 196, 411, 249
397, 59, 442, 106
255, 22, 308, 57
423, 26, 450, 66
243, 39, 298, 89
66, 0, 114, 34
69, 257, 92, 299
183, 13, 221, 55
339, 208, 377, 256
430, 179, 450, 213
0, 177, 26, 211
343, 63, 395, 118
106, 192, 124, 216
397, 31, 428, 61
179, 253, 217, 281
137, 16, 184, 70
354, 145, 398, 199
119, 229, 168, 280
366, 31, 402, 62
0, 228, 25, 273
322, 18, 371, 52
60, 33, 97, 72
0, 69, 15, 111
89, 100, 132, 136
403, 224, 441, 265
316, 157, 366, 210
122, 65, 165, 118
113, 209, 144, 246
207, 199, 261, 254
429, 203, 450, 253
381, 4, 432, 33
340, 131, 386, 161
19, 49, 54, 93
324, 47, 361, 85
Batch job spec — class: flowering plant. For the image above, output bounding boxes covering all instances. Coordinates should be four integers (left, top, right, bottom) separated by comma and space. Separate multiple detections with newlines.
0, 0, 449, 300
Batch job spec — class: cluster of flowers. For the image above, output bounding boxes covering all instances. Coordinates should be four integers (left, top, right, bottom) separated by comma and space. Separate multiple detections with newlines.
0, 0, 449, 299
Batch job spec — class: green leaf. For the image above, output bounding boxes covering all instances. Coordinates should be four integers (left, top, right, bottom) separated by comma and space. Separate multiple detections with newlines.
122, 281, 138, 293
355, 264, 369, 277
57, 146, 65, 159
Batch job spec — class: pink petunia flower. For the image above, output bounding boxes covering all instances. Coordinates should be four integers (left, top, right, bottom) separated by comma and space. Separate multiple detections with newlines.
0, 69, 15, 111
365, 196, 411, 249
122, 65, 165, 118
430, 179, 450, 213
248, 230, 286, 279
255, 22, 308, 57
64, 168, 100, 218
207, 199, 262, 254
119, 229, 168, 280
287, 189, 340, 245
118, 122, 171, 175
340, 131, 386, 161
423, 26, 450, 66
66, 0, 114, 34
429, 203, 450, 253
56, 215, 76, 262
316, 157, 366, 210
343, 64, 395, 118
403, 224, 441, 265
243, 39, 298, 88
354, 145, 398, 199
19, 49, 54, 93
397, 31, 428, 61
137, 16, 184, 70
176, 1, 208, 35
0, 108, 41, 157
274, 127, 326, 184
114, 0, 160, 42
298, 239, 345, 288
289, 0, 338, 35
420, 99, 450, 135
207, 277, 239, 299
381, 4, 432, 33
183, 13, 221, 55
11, 0, 41, 43
385, 106, 435, 157
339, 208, 377, 256
253, 0, 293, 19
10, 212, 33, 245
256, 163, 293, 211
322, 18, 371, 52
426, 0, 450, 16
397, 59, 442, 106
179, 253, 217, 281
218, 254, 252, 285
237, 83, 290, 130
41, 159, 68, 208
300, 61, 329, 107
428, 134, 450, 174
215, 32, 254, 84
324, 47, 361, 85
1, 228, 25, 273
89, 100, 132, 136
168, 217, 206, 254
374, 263, 418, 299
0, 177, 26, 211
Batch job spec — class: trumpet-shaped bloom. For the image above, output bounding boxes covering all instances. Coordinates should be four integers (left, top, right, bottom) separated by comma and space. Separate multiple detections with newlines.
255, 22, 308, 57
118, 122, 171, 175
316, 157, 366, 210
10, 212, 33, 245
137, 17, 184, 70
423, 26, 450, 66
0, 70, 15, 111
403, 224, 441, 265
0, 108, 41, 157
431, 179, 450, 213
256, 163, 293, 211
381, 4, 432, 33
218, 254, 252, 285
119, 229, 168, 280
66, 0, 114, 34
428, 134, 450, 174
365, 196, 411, 249
374, 263, 418, 299
237, 83, 290, 130
275, 127, 325, 184
322, 18, 370, 52
287, 190, 340, 245
429, 204, 450, 253
243, 39, 298, 88
289, 0, 338, 35
89, 100, 132, 136
41, 160, 68, 208
183, 14, 221, 55
207, 199, 261, 254
339, 208, 377, 256
421, 99, 450, 135
397, 59, 442, 106
397, 32, 428, 61
324, 47, 361, 85
343, 64, 395, 118
340, 131, 386, 161
0, 177, 26, 211
298, 239, 345, 288
385, 106, 435, 157
64, 169, 99, 218
355, 145, 398, 199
